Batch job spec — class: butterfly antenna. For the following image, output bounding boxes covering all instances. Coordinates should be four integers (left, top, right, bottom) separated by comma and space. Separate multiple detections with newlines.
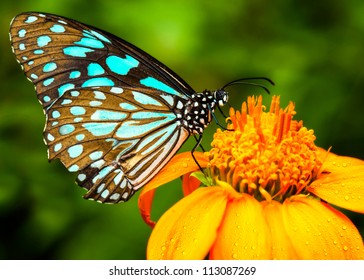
221, 77, 275, 94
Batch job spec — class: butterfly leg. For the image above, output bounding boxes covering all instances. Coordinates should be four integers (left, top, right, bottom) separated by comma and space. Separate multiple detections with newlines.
191, 134, 205, 172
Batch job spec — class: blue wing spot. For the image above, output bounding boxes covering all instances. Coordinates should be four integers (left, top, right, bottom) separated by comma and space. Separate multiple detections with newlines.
67, 144, 83, 159
47, 133, 55, 141
43, 95, 51, 102
74, 117, 83, 122
75, 37, 104, 49
43, 62, 57, 72
30, 73, 38, 80
70, 90, 80, 97
78, 174, 86, 182
37, 35, 51, 47
18, 29, 26, 38
59, 124, 75, 135
19, 43, 25, 50
82, 77, 114, 87
93, 91, 106, 100
96, 183, 106, 194
63, 46, 94, 57
69, 71, 81, 79
70, 106, 86, 116
92, 166, 114, 184
50, 24, 66, 33
52, 110, 61, 118
91, 159, 105, 169
76, 134, 85, 141
43, 78, 54, 86
101, 189, 110, 199
132, 91, 163, 106
82, 122, 118, 136
68, 164, 79, 172
54, 143, 62, 152
105, 55, 139, 75
27, 60, 34, 66
82, 30, 111, 43
25, 16, 38, 23
115, 114, 174, 139
58, 83, 75, 96
110, 87, 123, 94
89, 151, 103, 160
87, 63, 105, 76
61, 99, 72, 105
113, 172, 123, 185
51, 121, 58, 127
140, 77, 180, 96
131, 111, 175, 121
91, 110, 127, 121
119, 102, 138, 111
34, 49, 44, 55
161, 95, 174, 106
89, 100, 102, 107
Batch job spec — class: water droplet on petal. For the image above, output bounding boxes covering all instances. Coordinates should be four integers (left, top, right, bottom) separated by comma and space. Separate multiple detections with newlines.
232, 253, 238, 259
161, 246, 166, 251
342, 225, 347, 230
344, 195, 349, 201
343, 246, 348, 251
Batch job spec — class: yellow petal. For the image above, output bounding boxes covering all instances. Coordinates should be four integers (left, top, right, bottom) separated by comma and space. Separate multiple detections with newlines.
309, 151, 364, 213
262, 201, 299, 259
138, 152, 208, 227
210, 194, 271, 259
147, 187, 228, 260
282, 195, 364, 259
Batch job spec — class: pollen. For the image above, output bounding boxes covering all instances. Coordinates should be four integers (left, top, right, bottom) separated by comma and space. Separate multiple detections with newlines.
206, 96, 323, 202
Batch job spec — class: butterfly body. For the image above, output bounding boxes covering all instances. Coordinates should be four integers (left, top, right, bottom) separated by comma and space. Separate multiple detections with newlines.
9, 12, 228, 203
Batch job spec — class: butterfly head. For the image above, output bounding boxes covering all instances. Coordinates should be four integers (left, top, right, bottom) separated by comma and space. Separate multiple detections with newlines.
213, 89, 229, 107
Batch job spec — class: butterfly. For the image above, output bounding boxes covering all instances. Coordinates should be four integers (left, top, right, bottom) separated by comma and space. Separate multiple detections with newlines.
9, 12, 272, 203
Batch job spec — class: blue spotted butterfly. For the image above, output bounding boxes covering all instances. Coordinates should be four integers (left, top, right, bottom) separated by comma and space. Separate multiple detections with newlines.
10, 12, 270, 203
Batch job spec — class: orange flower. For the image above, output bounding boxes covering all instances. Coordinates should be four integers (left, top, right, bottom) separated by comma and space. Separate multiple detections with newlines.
138, 95, 364, 259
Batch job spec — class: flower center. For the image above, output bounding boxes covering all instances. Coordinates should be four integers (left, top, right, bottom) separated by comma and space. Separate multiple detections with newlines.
205, 95, 323, 202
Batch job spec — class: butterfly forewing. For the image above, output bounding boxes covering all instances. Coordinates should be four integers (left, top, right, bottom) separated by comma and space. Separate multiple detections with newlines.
10, 12, 194, 202
10, 12, 192, 110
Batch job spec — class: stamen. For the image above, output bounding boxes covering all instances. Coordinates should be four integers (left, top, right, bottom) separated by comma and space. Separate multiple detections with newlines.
206, 95, 323, 202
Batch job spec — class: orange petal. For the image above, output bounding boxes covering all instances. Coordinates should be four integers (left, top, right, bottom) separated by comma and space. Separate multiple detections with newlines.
282, 195, 364, 259
182, 172, 201, 196
147, 187, 228, 260
210, 194, 271, 259
317, 148, 364, 171
262, 201, 299, 259
138, 152, 208, 227
308, 151, 364, 213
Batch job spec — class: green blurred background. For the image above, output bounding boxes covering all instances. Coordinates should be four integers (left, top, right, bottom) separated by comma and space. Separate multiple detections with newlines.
1, 0, 363, 259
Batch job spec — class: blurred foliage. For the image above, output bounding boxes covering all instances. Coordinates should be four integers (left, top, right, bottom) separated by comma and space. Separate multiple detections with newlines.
0, 0, 363, 259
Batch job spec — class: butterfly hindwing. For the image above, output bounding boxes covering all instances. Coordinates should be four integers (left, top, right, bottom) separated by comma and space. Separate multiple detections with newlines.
45, 86, 189, 202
